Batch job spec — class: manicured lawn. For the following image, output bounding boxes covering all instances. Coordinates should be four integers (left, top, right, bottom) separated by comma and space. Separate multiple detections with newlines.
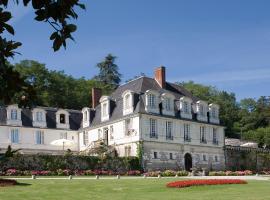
0, 179, 269, 200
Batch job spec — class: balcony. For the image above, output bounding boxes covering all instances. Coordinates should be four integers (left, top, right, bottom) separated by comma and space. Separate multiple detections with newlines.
184, 137, 191, 142
166, 135, 174, 140
150, 134, 158, 139
200, 139, 207, 144
212, 140, 219, 145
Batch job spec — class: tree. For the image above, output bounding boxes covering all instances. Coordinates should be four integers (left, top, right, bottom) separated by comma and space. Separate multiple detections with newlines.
94, 54, 122, 89
0, 0, 85, 106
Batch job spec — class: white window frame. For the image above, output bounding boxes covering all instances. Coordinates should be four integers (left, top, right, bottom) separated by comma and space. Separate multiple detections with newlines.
145, 90, 159, 114
200, 126, 207, 143
83, 131, 88, 146
122, 90, 134, 116
184, 123, 191, 142
10, 129, 19, 144
35, 130, 44, 145
196, 101, 208, 122
149, 118, 157, 138
56, 109, 70, 129
161, 93, 175, 116
100, 96, 110, 121
6, 105, 22, 126
166, 121, 173, 140
180, 97, 192, 119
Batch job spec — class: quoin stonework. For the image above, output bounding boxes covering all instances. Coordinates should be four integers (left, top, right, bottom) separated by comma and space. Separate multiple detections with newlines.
0, 67, 225, 171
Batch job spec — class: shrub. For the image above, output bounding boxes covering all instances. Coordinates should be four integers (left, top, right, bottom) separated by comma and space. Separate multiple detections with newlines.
176, 170, 189, 176
166, 179, 247, 188
144, 171, 161, 177
162, 170, 176, 177
126, 170, 141, 176
0, 179, 17, 187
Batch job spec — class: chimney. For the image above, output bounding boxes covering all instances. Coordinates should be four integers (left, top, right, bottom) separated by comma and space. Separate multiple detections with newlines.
92, 88, 102, 108
154, 66, 166, 88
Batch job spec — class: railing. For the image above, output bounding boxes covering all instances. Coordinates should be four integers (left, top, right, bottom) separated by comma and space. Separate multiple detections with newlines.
166, 135, 174, 140
200, 139, 207, 144
212, 140, 219, 145
150, 134, 158, 139
184, 137, 191, 142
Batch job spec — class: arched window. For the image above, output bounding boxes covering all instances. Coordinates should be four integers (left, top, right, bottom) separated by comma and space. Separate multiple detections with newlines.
124, 94, 131, 109
11, 109, 18, 120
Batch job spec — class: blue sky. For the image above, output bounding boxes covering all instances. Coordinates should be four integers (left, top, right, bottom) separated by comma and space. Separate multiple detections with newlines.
6, 0, 270, 100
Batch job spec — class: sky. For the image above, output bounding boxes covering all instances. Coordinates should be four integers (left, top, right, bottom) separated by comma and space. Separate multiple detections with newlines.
5, 0, 270, 100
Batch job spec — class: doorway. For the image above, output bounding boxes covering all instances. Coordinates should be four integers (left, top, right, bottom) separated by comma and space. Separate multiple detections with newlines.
184, 153, 192, 171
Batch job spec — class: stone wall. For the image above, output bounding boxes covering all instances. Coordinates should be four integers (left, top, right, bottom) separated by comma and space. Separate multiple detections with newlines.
225, 146, 270, 171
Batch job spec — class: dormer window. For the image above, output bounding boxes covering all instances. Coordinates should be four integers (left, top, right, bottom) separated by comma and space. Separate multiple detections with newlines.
122, 90, 134, 116
32, 108, 46, 128
11, 109, 18, 120
100, 96, 110, 121
6, 105, 22, 126
60, 114, 66, 124
209, 103, 220, 124
145, 90, 159, 114
148, 94, 156, 108
161, 93, 174, 116
56, 109, 70, 129
180, 97, 192, 119
196, 101, 208, 122
82, 107, 91, 128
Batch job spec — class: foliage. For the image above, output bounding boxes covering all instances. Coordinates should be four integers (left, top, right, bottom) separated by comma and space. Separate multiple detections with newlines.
0, 0, 85, 106
11, 60, 110, 109
0, 178, 17, 187
94, 54, 122, 89
209, 170, 253, 176
166, 179, 247, 188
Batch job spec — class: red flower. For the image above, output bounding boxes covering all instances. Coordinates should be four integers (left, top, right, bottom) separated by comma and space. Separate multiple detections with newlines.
166, 179, 247, 188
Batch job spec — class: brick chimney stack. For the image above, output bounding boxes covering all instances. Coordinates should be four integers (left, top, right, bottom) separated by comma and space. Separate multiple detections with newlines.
92, 88, 102, 108
154, 66, 166, 88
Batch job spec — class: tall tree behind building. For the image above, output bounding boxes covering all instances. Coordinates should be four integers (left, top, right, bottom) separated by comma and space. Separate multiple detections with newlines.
94, 54, 122, 89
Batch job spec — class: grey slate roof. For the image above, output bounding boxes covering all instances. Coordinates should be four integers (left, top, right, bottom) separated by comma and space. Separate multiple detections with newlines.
88, 76, 207, 128
0, 106, 82, 131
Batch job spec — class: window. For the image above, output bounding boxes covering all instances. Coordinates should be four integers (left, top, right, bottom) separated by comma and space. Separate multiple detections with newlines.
164, 97, 171, 111
124, 119, 132, 136
110, 125, 114, 139
36, 111, 43, 122
203, 154, 207, 161
148, 94, 156, 108
124, 94, 131, 109
124, 146, 131, 157
83, 131, 88, 146
35, 130, 44, 144
213, 128, 218, 144
60, 114, 66, 124
11, 129, 19, 143
153, 152, 158, 159
98, 129, 102, 139
60, 132, 67, 139
215, 155, 218, 162
169, 153, 173, 160
102, 102, 108, 117
200, 126, 206, 143
83, 111, 88, 122
184, 124, 190, 141
150, 118, 157, 138
199, 105, 205, 116
212, 107, 217, 118
11, 109, 17, 120
166, 121, 173, 140
183, 101, 189, 113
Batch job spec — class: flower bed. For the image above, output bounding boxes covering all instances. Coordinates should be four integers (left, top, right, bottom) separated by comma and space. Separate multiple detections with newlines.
0, 179, 17, 187
209, 170, 253, 176
166, 179, 247, 188
144, 170, 188, 177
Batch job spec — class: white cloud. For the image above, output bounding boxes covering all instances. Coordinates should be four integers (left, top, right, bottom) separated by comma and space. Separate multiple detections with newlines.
171, 68, 270, 84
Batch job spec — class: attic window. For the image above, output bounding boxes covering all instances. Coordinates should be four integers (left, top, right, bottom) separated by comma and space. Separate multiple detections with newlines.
11, 109, 18, 120
148, 94, 156, 108
83, 111, 88, 122
124, 94, 131, 109
60, 114, 66, 124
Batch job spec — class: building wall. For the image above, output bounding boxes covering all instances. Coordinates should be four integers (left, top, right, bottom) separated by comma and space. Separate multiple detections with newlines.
79, 115, 140, 156
140, 114, 225, 170
0, 125, 79, 154
142, 141, 225, 171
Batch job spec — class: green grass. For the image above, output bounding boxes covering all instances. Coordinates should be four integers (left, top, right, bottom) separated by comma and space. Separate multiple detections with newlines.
0, 179, 269, 200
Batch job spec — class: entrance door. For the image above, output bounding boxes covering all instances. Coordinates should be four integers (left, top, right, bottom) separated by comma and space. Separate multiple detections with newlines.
103, 128, 109, 145
184, 153, 192, 171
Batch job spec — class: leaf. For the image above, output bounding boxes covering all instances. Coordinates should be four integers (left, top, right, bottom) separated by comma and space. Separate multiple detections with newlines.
23, 0, 31, 6
1, 11, 12, 22
32, 0, 43, 9
34, 10, 46, 21
3, 23, 14, 35
53, 37, 62, 52
50, 32, 58, 40
77, 3, 86, 10
66, 24, 77, 32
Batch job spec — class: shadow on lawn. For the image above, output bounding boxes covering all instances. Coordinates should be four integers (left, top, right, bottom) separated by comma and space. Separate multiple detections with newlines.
16, 182, 32, 187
